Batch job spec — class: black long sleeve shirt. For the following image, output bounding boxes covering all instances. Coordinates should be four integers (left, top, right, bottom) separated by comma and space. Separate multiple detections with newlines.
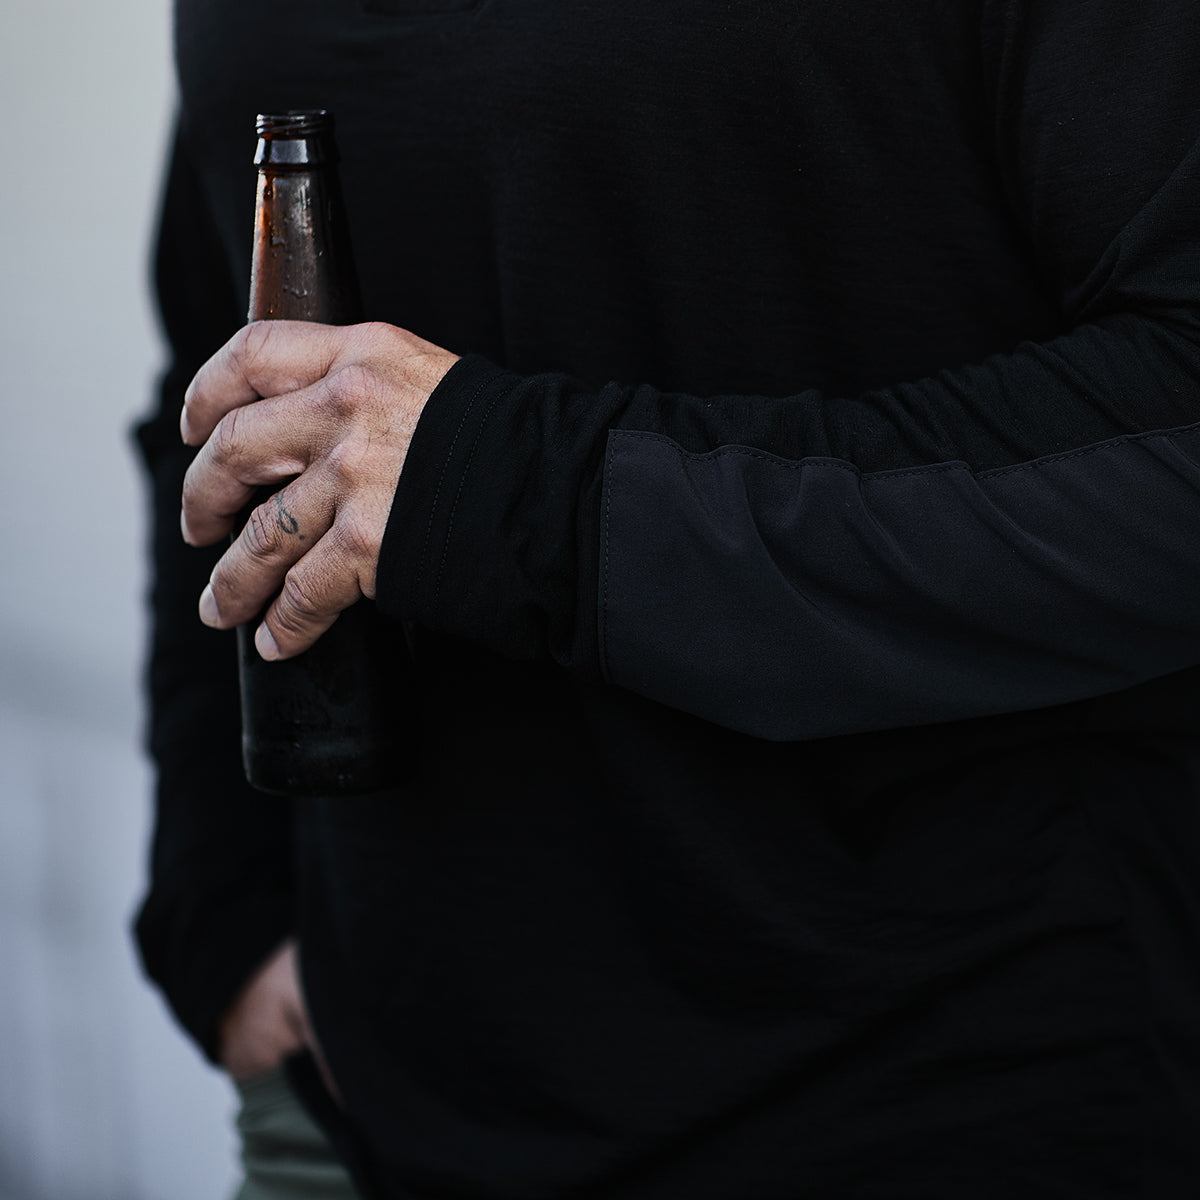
137, 2, 1200, 1196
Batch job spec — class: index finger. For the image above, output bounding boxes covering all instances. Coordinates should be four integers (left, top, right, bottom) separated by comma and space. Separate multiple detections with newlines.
181, 320, 346, 446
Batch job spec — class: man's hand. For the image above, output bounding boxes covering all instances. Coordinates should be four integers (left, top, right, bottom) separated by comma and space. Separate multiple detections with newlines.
220, 939, 345, 1101
180, 320, 458, 660
219, 939, 312, 1081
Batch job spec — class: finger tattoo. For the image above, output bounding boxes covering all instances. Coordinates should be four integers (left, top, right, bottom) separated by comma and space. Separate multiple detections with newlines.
274, 493, 305, 541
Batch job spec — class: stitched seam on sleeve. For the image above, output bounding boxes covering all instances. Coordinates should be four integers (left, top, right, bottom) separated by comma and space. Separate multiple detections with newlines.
978, 423, 1200, 479
433, 378, 520, 605
600, 434, 617, 681
606, 418, 1200, 484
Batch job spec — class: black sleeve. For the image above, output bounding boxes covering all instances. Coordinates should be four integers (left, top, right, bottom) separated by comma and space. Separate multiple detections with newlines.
132, 121, 293, 1062
376, 0, 1200, 740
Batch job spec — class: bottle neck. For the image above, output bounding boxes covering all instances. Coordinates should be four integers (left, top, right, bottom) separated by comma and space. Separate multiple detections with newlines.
254, 136, 327, 168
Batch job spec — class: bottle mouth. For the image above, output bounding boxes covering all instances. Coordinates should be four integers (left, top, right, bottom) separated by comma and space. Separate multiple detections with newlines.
256, 110, 332, 138
254, 111, 334, 166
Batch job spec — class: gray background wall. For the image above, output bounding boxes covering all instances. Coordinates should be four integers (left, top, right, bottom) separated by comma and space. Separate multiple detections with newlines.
2, 2, 240, 1196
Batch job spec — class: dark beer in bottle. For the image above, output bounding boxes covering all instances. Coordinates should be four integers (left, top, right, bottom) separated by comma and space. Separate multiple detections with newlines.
237, 110, 408, 795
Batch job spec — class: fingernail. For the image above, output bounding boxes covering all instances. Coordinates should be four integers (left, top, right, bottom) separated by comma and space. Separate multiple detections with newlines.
180, 509, 192, 545
255, 623, 280, 661
180, 384, 195, 443
198, 585, 220, 627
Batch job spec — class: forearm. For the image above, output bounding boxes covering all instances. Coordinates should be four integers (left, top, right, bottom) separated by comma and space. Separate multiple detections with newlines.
378, 1, 1200, 738
379, 311, 1200, 740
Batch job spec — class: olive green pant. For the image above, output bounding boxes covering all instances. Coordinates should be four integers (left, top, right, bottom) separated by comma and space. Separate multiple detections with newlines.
233, 1067, 360, 1200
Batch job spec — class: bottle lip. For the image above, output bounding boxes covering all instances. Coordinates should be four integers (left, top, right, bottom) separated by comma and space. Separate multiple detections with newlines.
254, 111, 334, 166
256, 110, 333, 138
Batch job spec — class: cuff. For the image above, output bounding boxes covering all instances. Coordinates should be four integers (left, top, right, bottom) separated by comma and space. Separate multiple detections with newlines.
376, 354, 527, 646
376, 353, 615, 673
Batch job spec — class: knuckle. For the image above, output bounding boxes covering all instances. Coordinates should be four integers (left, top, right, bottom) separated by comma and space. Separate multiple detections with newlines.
237, 320, 275, 374
325, 362, 372, 411
211, 406, 243, 462
325, 437, 366, 486
278, 569, 321, 629
359, 321, 394, 351
243, 503, 278, 558
334, 512, 372, 562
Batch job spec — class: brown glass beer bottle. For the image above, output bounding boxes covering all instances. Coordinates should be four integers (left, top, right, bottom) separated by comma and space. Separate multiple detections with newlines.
237, 110, 409, 795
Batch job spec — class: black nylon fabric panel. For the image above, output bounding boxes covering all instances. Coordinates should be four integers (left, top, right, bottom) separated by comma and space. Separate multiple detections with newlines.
599, 423, 1200, 740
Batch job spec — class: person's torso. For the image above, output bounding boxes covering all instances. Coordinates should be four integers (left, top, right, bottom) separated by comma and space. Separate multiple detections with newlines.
175, 4, 1200, 1195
